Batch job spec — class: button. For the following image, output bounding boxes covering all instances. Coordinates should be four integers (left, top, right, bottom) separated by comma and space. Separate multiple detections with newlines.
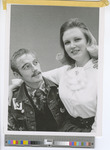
81, 121, 84, 125
43, 99, 46, 103
75, 70, 79, 75
86, 121, 88, 124
12, 126, 15, 130
43, 96, 46, 99
21, 109, 24, 113
26, 100, 29, 102
31, 126, 35, 129
30, 111, 33, 114
24, 116, 27, 119
60, 108, 65, 113
19, 127, 23, 131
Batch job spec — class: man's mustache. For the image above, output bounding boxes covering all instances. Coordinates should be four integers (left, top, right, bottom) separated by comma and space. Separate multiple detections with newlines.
31, 71, 41, 77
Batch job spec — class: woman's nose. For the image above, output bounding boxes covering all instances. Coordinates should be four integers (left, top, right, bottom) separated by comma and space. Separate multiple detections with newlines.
70, 41, 76, 48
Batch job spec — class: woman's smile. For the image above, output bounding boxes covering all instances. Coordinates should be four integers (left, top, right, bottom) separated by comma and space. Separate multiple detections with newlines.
70, 49, 80, 55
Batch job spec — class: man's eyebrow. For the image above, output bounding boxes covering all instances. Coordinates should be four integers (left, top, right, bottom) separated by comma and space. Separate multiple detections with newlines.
21, 63, 29, 69
34, 58, 38, 61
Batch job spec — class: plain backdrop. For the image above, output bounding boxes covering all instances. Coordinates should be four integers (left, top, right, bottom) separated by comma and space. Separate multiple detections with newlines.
0, 0, 110, 150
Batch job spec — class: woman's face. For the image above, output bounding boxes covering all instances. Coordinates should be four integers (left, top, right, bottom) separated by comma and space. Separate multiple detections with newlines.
62, 27, 89, 62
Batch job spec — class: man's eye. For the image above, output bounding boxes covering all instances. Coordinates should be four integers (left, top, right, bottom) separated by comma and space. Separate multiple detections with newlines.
23, 65, 30, 70
34, 61, 38, 66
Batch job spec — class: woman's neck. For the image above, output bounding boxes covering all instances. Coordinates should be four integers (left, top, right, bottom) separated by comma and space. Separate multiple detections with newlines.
75, 55, 90, 67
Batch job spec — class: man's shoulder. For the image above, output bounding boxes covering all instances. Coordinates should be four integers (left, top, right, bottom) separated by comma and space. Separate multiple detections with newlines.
10, 83, 26, 110
12, 87, 21, 98
12, 82, 25, 99
44, 77, 58, 88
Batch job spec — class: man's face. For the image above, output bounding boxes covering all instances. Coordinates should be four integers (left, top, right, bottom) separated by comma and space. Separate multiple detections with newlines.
16, 53, 43, 85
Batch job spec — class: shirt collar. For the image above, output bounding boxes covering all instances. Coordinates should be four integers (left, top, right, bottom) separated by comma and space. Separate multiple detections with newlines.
75, 59, 94, 70
15, 77, 57, 102
26, 80, 46, 96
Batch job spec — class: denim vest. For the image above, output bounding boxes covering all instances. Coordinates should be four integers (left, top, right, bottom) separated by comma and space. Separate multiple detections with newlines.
8, 78, 66, 131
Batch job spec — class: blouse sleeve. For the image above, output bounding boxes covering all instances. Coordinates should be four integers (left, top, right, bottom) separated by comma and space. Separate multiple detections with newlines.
42, 65, 69, 85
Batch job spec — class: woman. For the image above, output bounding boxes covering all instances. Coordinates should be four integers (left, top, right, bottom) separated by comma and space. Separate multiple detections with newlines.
43, 18, 98, 132
9, 18, 98, 132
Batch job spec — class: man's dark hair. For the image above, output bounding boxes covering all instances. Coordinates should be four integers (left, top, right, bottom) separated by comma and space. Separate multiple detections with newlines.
11, 48, 37, 74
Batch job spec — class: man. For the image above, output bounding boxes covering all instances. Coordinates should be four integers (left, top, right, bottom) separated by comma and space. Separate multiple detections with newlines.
8, 48, 71, 131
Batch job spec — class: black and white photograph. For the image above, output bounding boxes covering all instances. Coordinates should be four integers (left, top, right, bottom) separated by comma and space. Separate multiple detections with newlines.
5, 4, 103, 136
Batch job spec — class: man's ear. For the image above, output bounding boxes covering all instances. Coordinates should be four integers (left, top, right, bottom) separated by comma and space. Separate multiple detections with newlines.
13, 72, 21, 79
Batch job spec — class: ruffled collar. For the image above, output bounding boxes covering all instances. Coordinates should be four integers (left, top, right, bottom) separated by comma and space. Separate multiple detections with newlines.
65, 59, 94, 91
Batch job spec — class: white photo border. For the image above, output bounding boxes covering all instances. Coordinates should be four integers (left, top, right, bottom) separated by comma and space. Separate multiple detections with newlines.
4, 4, 104, 137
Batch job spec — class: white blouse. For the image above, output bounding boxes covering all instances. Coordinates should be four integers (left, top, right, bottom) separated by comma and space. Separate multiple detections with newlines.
43, 59, 97, 119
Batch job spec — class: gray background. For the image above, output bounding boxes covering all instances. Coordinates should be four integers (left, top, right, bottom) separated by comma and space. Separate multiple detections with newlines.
10, 5, 99, 81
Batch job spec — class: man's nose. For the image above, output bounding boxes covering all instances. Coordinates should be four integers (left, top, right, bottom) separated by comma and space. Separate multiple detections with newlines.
32, 64, 38, 71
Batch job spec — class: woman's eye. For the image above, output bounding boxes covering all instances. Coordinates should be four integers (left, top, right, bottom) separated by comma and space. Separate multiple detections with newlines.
75, 38, 81, 42
64, 41, 70, 45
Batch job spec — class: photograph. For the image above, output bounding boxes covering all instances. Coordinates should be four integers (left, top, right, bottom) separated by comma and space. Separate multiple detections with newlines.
5, 4, 102, 136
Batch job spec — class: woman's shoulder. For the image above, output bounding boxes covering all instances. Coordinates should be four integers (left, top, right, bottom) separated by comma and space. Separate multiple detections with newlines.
44, 65, 71, 74
42, 65, 71, 83
54, 65, 73, 74
58, 64, 71, 70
